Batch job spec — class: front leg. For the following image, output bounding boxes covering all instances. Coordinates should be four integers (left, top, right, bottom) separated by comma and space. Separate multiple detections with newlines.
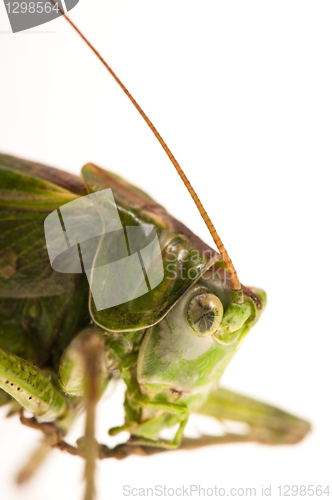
109, 400, 189, 450
109, 356, 189, 449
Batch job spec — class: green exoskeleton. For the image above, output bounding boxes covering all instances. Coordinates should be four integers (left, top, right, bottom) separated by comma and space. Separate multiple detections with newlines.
0, 9, 310, 500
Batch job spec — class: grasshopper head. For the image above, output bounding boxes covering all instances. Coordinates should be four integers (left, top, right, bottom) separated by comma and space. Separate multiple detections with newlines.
183, 268, 267, 346
137, 267, 267, 411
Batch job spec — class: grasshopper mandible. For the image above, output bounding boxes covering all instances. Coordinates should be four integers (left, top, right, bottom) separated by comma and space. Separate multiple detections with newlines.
0, 5, 311, 500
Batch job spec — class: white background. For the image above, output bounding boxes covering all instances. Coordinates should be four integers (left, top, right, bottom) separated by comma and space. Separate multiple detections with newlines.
0, 1, 331, 499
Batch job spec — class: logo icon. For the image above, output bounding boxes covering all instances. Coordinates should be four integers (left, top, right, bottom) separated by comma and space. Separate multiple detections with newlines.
44, 188, 164, 311
3, 0, 80, 33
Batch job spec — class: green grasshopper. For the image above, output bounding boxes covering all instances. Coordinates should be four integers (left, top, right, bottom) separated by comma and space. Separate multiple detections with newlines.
0, 8, 310, 500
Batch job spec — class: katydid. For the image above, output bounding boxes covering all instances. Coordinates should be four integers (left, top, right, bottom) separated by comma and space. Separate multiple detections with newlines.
0, 7, 310, 500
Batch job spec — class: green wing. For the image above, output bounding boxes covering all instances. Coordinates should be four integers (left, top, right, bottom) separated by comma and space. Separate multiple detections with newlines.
0, 155, 223, 363
0, 154, 90, 367
82, 163, 221, 332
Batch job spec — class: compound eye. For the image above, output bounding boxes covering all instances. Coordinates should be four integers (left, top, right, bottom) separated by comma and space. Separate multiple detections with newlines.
186, 293, 223, 337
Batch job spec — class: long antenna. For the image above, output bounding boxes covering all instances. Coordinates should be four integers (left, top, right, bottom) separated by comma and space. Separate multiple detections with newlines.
58, 7, 242, 297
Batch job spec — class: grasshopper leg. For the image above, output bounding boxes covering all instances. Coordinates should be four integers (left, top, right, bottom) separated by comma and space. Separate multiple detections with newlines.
16, 412, 63, 484
75, 332, 105, 500
109, 357, 190, 449
30, 333, 105, 499
128, 414, 189, 450
17, 402, 85, 483
16, 438, 54, 484
0, 347, 67, 421
109, 397, 189, 449
117, 387, 311, 453
194, 387, 311, 446
58, 326, 109, 396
